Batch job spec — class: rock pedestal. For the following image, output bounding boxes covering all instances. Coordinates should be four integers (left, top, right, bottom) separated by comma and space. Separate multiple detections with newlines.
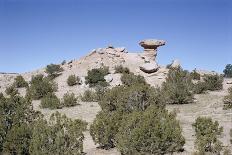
139, 39, 166, 62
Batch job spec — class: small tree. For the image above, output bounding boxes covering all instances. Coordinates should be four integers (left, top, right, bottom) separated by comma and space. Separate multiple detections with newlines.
85, 67, 109, 87
223, 64, 232, 78
224, 87, 232, 109
67, 75, 80, 86
121, 72, 146, 86
203, 74, 223, 91
192, 117, 223, 154
14, 75, 28, 88
115, 106, 185, 155
29, 112, 87, 155
161, 68, 193, 104
62, 93, 78, 107
28, 74, 57, 100
81, 90, 98, 102
45, 64, 63, 79
114, 65, 130, 74
40, 93, 61, 109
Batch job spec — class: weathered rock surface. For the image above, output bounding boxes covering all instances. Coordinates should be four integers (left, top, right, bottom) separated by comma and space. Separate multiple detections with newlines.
140, 62, 159, 74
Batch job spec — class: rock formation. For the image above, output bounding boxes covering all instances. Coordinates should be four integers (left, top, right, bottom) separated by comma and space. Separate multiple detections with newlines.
139, 39, 166, 74
139, 39, 165, 62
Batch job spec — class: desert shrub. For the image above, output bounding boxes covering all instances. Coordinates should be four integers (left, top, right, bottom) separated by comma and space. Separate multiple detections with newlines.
116, 106, 185, 155
192, 117, 223, 154
67, 75, 80, 86
14, 75, 28, 88
114, 65, 130, 74
161, 68, 193, 104
0, 95, 40, 154
193, 81, 208, 94
5, 85, 19, 96
90, 111, 123, 149
190, 69, 201, 80
121, 72, 146, 86
85, 67, 109, 87
223, 64, 232, 78
224, 87, 232, 109
45, 64, 63, 79
203, 74, 223, 91
29, 112, 87, 155
81, 89, 98, 102
40, 93, 61, 109
223, 148, 232, 155
28, 74, 57, 100
62, 93, 78, 107
99, 83, 163, 113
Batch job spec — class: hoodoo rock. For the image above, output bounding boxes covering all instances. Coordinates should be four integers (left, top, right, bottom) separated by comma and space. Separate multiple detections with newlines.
140, 39, 166, 62
140, 62, 159, 74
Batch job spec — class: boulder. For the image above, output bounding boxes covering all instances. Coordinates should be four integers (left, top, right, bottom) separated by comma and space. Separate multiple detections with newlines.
104, 74, 113, 83
140, 62, 160, 73
139, 39, 166, 49
227, 81, 232, 84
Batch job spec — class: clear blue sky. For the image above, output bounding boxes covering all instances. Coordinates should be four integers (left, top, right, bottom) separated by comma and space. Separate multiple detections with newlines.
0, 0, 231, 73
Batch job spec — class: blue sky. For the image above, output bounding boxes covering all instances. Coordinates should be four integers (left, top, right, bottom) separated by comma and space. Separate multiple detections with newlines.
0, 0, 231, 73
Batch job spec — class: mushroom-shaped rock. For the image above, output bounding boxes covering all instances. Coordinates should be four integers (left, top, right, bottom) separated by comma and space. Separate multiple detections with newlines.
140, 62, 160, 74
139, 39, 166, 62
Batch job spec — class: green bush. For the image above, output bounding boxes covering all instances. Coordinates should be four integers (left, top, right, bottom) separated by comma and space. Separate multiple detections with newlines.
40, 93, 61, 109
192, 117, 223, 154
224, 87, 232, 109
121, 72, 146, 86
67, 75, 80, 86
45, 64, 63, 79
193, 81, 208, 94
14, 75, 28, 88
28, 74, 57, 100
223, 64, 232, 78
62, 93, 78, 107
161, 68, 193, 104
85, 67, 109, 87
114, 65, 130, 74
29, 112, 87, 155
203, 74, 223, 91
116, 106, 185, 155
81, 90, 98, 102
190, 69, 201, 80
90, 111, 123, 149
5, 85, 19, 96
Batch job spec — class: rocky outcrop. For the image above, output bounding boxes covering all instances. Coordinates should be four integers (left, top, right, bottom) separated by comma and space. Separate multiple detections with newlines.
139, 39, 166, 62
140, 62, 159, 74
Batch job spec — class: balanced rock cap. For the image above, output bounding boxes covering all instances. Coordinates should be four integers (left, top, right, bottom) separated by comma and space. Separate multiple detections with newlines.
139, 39, 166, 49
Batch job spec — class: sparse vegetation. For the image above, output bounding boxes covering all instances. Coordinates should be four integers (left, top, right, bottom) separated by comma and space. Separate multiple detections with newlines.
5, 85, 19, 96
223, 64, 232, 78
203, 74, 223, 91
62, 92, 78, 107
67, 74, 80, 86
230, 129, 232, 144
192, 117, 223, 154
14, 75, 28, 88
193, 81, 208, 94
28, 74, 57, 100
40, 93, 61, 109
45, 63, 64, 79
121, 72, 146, 86
224, 87, 232, 109
85, 67, 109, 87
116, 106, 185, 155
114, 65, 130, 74
190, 69, 201, 80
161, 67, 193, 104
81, 89, 98, 102
29, 112, 87, 155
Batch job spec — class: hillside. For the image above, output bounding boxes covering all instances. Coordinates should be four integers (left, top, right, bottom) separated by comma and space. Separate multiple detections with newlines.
0, 39, 231, 155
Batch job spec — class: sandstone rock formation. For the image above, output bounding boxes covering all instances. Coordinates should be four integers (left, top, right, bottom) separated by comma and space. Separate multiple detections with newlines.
140, 62, 159, 74
139, 39, 166, 62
